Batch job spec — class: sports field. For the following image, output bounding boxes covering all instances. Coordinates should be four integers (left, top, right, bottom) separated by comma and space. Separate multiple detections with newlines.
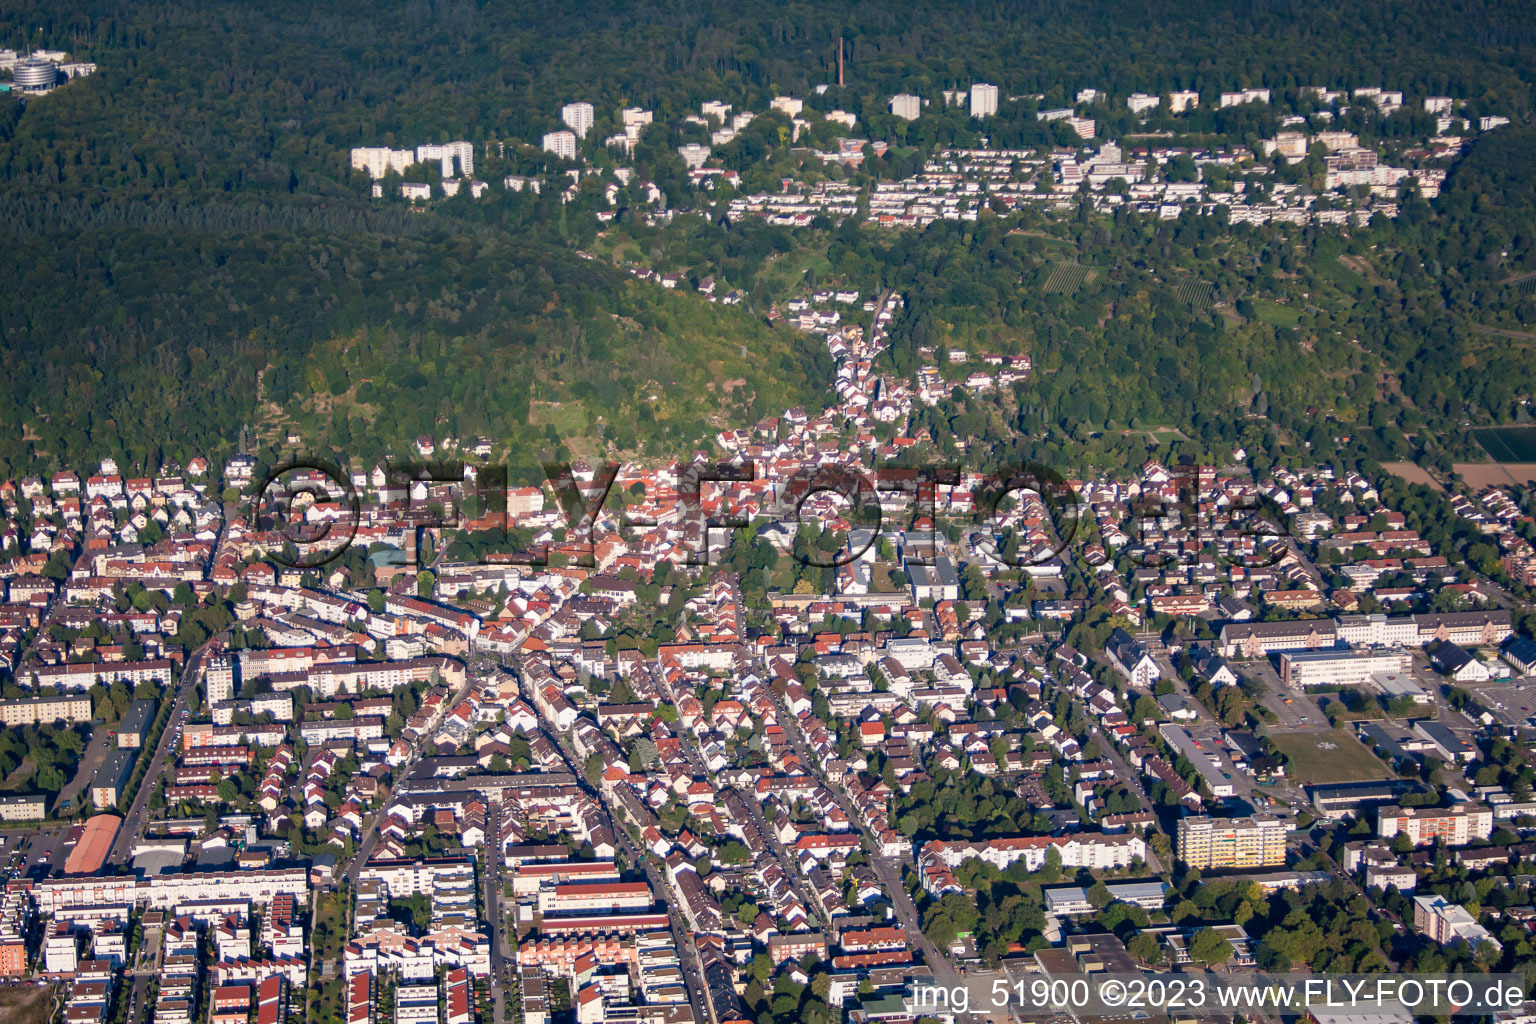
1473, 425, 1536, 463
1269, 729, 1391, 785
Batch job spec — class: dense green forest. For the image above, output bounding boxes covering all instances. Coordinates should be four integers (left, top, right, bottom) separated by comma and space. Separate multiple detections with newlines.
0, 0, 1534, 472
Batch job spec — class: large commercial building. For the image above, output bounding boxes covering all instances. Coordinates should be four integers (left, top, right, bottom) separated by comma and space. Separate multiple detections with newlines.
1278, 647, 1412, 688
1377, 804, 1492, 847
1309, 779, 1427, 820
1044, 881, 1169, 916
12, 57, 59, 92
1176, 816, 1287, 870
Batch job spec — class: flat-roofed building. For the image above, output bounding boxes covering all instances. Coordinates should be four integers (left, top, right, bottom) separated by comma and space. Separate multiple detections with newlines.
1278, 647, 1412, 688
1176, 815, 1287, 870
0, 794, 46, 821
1377, 804, 1492, 846
0, 694, 91, 726
1044, 880, 1169, 916
92, 749, 137, 810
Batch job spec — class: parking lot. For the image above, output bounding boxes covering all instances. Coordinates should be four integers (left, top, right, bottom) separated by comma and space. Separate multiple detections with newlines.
0, 826, 73, 879
1464, 679, 1536, 728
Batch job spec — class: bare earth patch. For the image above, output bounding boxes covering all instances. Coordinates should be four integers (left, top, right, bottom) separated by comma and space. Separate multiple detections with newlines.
1455, 463, 1536, 488
1382, 462, 1443, 491
0, 984, 58, 1024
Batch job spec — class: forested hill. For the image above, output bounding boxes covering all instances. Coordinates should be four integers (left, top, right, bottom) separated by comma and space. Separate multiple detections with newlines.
0, 0, 1533, 474
0, 212, 836, 479
0, 0, 1531, 209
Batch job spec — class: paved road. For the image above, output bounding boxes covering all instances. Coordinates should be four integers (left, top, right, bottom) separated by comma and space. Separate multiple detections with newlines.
107, 500, 232, 865
518, 664, 712, 1024
665, 710, 829, 930
761, 685, 1012, 1023
484, 800, 507, 1024
107, 643, 213, 865
55, 726, 113, 817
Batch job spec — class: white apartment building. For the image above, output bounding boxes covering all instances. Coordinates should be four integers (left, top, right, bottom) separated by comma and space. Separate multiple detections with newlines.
1127, 92, 1160, 114
561, 102, 595, 139
1219, 88, 1271, 108
1176, 816, 1287, 870
350, 148, 416, 180
542, 131, 578, 161
1413, 895, 1500, 950
35, 869, 309, 915
206, 655, 235, 706
676, 144, 711, 170
416, 141, 473, 179
1169, 90, 1199, 113
1377, 804, 1492, 847
889, 93, 922, 121
969, 83, 999, 118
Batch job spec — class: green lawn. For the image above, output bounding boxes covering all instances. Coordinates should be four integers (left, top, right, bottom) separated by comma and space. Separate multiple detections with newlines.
1252, 298, 1303, 327
1269, 729, 1392, 785
1317, 256, 1368, 291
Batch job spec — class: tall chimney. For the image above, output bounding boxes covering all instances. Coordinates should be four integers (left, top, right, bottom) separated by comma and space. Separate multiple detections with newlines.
838, 37, 844, 87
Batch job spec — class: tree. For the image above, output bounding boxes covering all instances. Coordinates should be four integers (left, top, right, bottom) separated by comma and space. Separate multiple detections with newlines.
1128, 932, 1163, 964
1039, 844, 1063, 883
746, 953, 772, 985
1189, 927, 1233, 966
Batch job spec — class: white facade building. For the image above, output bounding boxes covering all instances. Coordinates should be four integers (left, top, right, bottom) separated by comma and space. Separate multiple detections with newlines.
561, 102, 595, 139
969, 83, 999, 118
889, 94, 922, 121
543, 131, 578, 161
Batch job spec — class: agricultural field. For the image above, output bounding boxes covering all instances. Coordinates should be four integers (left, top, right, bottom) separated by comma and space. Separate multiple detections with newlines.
1043, 261, 1089, 295
1176, 278, 1214, 311
1473, 425, 1536, 463
1381, 461, 1445, 491
1454, 463, 1536, 488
